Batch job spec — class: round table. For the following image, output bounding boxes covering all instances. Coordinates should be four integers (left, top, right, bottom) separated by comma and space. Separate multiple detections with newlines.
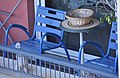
60, 18, 101, 64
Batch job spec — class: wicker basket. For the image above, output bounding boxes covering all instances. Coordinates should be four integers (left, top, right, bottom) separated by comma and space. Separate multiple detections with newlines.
66, 9, 94, 26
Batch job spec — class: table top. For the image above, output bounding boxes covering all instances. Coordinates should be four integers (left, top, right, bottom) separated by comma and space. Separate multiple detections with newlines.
60, 18, 106, 33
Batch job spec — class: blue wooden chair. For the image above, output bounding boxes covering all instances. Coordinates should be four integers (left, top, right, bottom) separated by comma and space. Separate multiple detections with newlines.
4, 6, 71, 61
78, 22, 118, 72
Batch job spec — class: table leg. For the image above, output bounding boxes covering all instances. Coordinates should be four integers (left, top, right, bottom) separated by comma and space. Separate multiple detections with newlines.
79, 33, 85, 77
79, 33, 84, 64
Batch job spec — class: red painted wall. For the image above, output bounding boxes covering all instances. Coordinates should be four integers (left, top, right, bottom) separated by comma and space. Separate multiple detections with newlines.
0, 0, 34, 45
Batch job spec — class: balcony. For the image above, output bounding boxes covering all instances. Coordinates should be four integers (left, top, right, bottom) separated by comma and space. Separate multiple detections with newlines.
0, 0, 119, 78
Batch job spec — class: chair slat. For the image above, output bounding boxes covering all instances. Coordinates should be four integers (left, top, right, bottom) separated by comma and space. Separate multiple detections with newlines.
109, 42, 118, 50
21, 40, 39, 46
36, 17, 61, 27
34, 25, 61, 36
39, 6, 65, 13
90, 57, 115, 68
112, 22, 117, 31
111, 33, 117, 40
20, 40, 60, 53
37, 6, 65, 20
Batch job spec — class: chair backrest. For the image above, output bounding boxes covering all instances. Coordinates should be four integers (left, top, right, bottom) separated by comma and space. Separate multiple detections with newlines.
32, 6, 65, 40
105, 22, 118, 59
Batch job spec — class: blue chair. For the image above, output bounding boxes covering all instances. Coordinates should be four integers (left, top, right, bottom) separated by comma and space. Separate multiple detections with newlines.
5, 6, 71, 61
78, 22, 118, 72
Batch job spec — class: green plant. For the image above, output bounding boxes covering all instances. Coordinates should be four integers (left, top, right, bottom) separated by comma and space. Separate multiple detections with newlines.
100, 14, 117, 25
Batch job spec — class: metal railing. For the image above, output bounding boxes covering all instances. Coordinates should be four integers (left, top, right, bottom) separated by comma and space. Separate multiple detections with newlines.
0, 44, 118, 78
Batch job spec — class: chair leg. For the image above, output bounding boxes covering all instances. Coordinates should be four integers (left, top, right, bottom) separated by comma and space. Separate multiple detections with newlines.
60, 40, 71, 61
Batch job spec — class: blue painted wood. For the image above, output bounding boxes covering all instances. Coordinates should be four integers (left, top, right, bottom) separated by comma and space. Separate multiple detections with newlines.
111, 33, 117, 40
78, 41, 105, 64
4, 24, 31, 57
109, 42, 118, 50
16, 40, 59, 54
20, 39, 59, 50
38, 6, 65, 20
36, 17, 61, 27
39, 6, 65, 13
39, 33, 71, 61
33, 5, 65, 41
5, 6, 71, 61
31, 6, 66, 40
106, 22, 118, 57
34, 26, 61, 37
112, 23, 117, 31
78, 22, 118, 73
88, 57, 115, 68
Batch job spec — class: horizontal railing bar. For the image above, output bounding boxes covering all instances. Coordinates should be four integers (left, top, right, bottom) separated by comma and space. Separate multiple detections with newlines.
0, 44, 118, 78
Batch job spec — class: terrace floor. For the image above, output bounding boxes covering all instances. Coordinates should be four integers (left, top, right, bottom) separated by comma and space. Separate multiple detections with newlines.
0, 67, 35, 78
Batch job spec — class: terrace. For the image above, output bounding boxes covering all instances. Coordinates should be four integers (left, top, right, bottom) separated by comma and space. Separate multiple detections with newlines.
0, 0, 119, 78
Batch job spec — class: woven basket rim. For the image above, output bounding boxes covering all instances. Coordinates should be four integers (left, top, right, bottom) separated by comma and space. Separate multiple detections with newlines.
66, 8, 94, 19
65, 15, 92, 19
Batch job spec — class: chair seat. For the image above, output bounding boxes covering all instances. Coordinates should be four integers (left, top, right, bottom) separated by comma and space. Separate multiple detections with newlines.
14, 39, 60, 54
85, 61, 115, 73
87, 57, 115, 69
